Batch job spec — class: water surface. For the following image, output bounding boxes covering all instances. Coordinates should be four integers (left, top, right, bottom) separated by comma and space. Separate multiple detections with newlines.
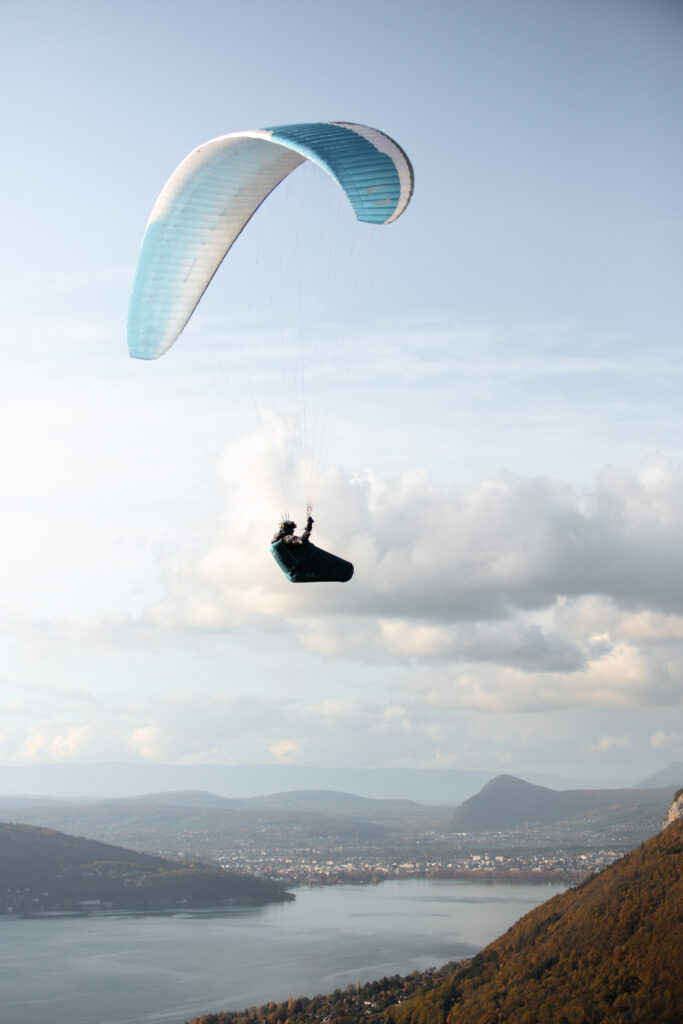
0, 878, 565, 1024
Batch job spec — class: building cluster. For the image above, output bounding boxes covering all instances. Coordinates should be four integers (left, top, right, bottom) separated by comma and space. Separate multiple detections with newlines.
169, 831, 624, 886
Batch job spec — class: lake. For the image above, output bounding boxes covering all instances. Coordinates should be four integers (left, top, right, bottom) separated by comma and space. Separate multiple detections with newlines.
0, 878, 566, 1024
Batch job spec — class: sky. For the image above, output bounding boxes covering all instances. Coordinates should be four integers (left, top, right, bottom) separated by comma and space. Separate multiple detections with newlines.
1, 0, 682, 787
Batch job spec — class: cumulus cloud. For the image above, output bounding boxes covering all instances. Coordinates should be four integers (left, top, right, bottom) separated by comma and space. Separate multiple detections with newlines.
20, 725, 95, 761
589, 734, 633, 752
650, 730, 677, 749
270, 740, 301, 762
140, 419, 683, 714
128, 725, 165, 760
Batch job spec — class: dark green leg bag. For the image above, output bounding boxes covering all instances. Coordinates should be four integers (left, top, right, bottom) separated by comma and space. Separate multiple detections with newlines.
270, 540, 354, 583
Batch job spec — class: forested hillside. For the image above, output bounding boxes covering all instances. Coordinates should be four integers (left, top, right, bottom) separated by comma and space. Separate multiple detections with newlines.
0, 823, 291, 912
389, 816, 683, 1024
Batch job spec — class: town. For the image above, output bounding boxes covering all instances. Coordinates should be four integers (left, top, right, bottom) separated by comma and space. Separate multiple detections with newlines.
169, 821, 639, 887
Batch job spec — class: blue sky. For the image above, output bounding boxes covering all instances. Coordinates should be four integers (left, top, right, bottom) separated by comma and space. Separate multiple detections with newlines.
1, 0, 682, 786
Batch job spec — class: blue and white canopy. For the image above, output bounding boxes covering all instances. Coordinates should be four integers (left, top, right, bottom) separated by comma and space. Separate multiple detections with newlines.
127, 122, 414, 360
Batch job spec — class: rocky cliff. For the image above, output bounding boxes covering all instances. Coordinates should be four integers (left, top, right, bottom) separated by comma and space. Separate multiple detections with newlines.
663, 787, 683, 828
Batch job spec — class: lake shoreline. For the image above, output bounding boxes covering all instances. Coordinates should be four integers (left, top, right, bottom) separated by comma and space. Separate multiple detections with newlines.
7, 872, 568, 919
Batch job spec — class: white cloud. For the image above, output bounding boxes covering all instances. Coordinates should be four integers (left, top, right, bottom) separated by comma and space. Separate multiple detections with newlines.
650, 730, 677, 749
3, 352, 683, 773
20, 725, 94, 762
0, 649, 676, 778
134, 420, 683, 716
589, 735, 633, 753
128, 725, 165, 760
306, 699, 359, 721
379, 620, 452, 658
269, 740, 301, 762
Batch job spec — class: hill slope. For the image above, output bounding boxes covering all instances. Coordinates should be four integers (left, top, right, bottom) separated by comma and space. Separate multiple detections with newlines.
448, 773, 673, 830
0, 822, 290, 912
242, 789, 449, 826
389, 816, 683, 1024
636, 762, 683, 789
0, 793, 395, 859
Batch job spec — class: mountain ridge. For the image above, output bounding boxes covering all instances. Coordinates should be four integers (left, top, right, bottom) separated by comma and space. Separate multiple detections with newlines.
635, 761, 683, 789
0, 762, 639, 802
448, 773, 677, 831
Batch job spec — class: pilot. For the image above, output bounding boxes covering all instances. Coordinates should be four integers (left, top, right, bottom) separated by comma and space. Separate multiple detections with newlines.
272, 516, 314, 546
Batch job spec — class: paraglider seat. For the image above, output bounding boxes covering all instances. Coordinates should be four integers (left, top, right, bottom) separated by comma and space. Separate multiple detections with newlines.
270, 540, 354, 583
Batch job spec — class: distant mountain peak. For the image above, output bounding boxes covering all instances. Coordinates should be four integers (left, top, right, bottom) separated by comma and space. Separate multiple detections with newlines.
482, 774, 549, 792
636, 761, 683, 789
450, 774, 675, 831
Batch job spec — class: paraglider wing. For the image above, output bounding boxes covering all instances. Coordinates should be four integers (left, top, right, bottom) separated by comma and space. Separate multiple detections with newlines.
127, 122, 414, 360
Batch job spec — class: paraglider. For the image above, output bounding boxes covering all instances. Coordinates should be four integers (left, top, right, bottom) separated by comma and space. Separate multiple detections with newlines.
127, 121, 414, 581
270, 516, 354, 584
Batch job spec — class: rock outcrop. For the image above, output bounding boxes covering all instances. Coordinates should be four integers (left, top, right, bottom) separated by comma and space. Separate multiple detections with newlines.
663, 787, 683, 828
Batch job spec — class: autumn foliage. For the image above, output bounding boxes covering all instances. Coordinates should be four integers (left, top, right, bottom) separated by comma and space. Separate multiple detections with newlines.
389, 817, 683, 1024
